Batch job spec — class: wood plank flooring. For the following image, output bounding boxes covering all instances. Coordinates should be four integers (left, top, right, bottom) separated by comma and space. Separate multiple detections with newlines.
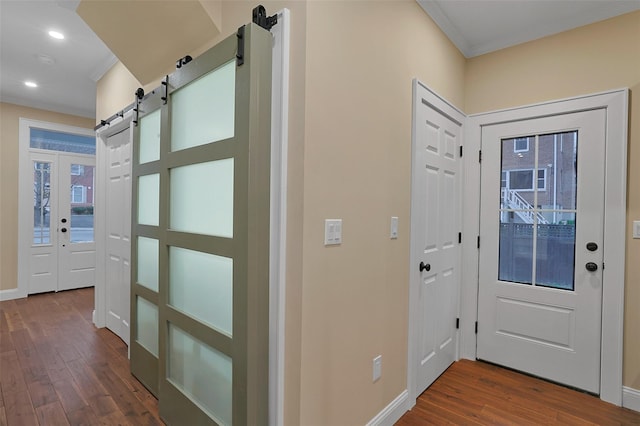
397, 359, 640, 425
2, 288, 639, 425
0, 288, 162, 426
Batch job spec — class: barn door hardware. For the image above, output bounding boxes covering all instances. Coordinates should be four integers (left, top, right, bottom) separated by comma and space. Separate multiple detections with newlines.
253, 5, 277, 31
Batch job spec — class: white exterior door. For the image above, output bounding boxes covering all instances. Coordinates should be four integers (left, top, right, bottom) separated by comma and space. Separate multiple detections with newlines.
477, 109, 606, 393
410, 82, 462, 395
29, 152, 96, 294
105, 128, 132, 344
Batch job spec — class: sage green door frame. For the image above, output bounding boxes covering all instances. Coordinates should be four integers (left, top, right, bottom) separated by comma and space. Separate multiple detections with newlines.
131, 23, 273, 425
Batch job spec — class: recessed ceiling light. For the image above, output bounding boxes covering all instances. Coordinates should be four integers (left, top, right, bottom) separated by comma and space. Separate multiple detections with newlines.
25, 81, 38, 88
48, 30, 65, 40
36, 53, 56, 65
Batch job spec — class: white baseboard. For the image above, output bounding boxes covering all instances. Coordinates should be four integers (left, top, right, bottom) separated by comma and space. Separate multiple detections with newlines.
623, 386, 640, 413
366, 389, 410, 426
0, 287, 27, 301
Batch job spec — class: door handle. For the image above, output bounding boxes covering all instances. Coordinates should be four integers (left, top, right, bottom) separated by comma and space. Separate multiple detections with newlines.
585, 262, 598, 272
61, 227, 67, 233
419, 262, 431, 272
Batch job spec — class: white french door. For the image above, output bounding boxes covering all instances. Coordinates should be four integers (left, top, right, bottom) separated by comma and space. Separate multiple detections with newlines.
29, 151, 96, 294
477, 109, 606, 393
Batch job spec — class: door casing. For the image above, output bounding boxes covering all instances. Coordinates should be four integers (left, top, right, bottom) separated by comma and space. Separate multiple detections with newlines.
461, 89, 628, 405
15, 118, 97, 300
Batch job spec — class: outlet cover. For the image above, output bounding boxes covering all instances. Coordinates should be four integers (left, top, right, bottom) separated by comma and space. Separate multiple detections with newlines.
373, 355, 382, 382
390, 216, 399, 239
634, 221, 640, 239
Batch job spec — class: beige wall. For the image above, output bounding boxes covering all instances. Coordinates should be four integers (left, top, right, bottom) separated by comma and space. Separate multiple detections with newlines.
0, 103, 95, 291
300, 1, 465, 424
465, 11, 640, 389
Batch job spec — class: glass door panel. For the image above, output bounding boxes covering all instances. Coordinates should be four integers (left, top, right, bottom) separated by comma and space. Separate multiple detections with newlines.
498, 131, 578, 290
171, 60, 236, 152
137, 236, 159, 292
139, 109, 161, 164
169, 159, 234, 238
33, 161, 52, 245
136, 296, 159, 356
69, 163, 95, 243
137, 173, 160, 226
169, 246, 233, 335
168, 323, 232, 425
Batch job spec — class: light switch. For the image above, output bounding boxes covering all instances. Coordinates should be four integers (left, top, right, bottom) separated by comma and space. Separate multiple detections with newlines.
324, 219, 342, 245
633, 221, 640, 239
390, 217, 398, 239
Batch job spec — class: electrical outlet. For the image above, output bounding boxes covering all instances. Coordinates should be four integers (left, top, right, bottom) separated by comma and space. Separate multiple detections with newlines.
373, 355, 382, 382
633, 220, 640, 239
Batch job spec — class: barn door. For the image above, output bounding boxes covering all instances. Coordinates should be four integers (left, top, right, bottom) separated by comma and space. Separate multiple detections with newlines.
131, 23, 273, 425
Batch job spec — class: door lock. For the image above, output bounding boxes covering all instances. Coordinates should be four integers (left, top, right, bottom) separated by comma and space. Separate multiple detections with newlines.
585, 262, 598, 272
61, 227, 67, 233
586, 242, 598, 252
419, 262, 431, 272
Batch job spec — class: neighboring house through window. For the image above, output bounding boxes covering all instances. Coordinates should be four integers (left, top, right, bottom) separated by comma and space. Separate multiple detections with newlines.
514, 137, 529, 152
71, 185, 86, 203
71, 164, 84, 175
502, 169, 546, 191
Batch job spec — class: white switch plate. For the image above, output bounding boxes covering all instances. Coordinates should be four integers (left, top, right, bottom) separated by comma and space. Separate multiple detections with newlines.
390, 216, 398, 239
324, 219, 342, 245
633, 220, 640, 239
373, 355, 382, 382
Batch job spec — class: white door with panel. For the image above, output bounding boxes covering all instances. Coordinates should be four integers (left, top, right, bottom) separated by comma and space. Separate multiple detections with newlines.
477, 109, 605, 393
411, 85, 462, 395
105, 128, 132, 344
30, 152, 96, 294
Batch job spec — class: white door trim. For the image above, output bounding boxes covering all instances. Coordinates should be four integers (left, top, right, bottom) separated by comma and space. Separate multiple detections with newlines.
407, 79, 466, 407
14, 118, 96, 302
461, 89, 628, 405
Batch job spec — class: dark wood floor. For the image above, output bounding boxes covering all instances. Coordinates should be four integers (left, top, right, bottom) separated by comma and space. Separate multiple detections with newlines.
2, 289, 639, 425
397, 359, 640, 425
0, 288, 162, 426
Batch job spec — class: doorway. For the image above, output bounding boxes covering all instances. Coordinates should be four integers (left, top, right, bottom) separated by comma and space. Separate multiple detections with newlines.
462, 89, 628, 405
18, 119, 97, 296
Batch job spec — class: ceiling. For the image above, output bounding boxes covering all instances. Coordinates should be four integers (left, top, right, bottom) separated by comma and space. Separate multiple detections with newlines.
0, 0, 115, 119
1, 1, 639, 120
418, 0, 640, 58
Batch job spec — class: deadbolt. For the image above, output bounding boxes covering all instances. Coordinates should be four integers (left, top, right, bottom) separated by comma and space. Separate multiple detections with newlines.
586, 242, 598, 252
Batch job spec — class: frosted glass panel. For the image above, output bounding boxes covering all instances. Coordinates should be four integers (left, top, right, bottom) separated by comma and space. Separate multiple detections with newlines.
137, 237, 159, 292
171, 60, 235, 151
169, 247, 232, 335
139, 109, 161, 164
138, 174, 159, 226
169, 324, 232, 425
170, 159, 233, 237
136, 297, 159, 357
